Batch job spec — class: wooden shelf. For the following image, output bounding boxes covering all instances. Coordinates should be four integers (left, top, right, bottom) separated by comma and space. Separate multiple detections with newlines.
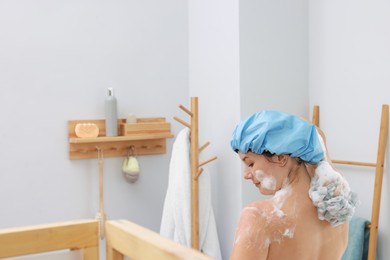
69, 133, 173, 144
68, 118, 173, 160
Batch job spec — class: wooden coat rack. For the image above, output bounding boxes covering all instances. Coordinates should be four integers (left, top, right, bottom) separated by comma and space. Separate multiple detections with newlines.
312, 104, 388, 260
174, 97, 217, 250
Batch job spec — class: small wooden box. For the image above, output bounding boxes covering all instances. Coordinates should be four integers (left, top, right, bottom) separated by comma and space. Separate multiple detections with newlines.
119, 118, 171, 137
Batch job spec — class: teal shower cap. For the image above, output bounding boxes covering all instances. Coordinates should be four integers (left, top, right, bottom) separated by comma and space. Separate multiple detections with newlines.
230, 110, 324, 163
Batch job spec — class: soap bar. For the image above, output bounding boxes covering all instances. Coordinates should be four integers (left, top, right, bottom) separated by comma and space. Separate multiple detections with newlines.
75, 123, 99, 138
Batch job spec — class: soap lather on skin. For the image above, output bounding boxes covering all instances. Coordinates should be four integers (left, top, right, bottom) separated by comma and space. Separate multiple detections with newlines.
255, 170, 277, 191
234, 184, 297, 249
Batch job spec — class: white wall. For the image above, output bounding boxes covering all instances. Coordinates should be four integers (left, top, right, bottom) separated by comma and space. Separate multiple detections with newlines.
309, 1, 390, 259
239, 0, 309, 205
0, 1, 243, 259
240, 0, 390, 259
188, 0, 241, 258
0, 0, 188, 236
4, 1, 387, 259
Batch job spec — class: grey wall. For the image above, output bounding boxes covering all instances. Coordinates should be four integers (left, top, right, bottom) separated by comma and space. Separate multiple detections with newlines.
239, 0, 309, 205
0, 1, 242, 259
2, 0, 388, 259
0, 0, 188, 233
188, 0, 241, 258
309, 1, 390, 258
239, 0, 390, 259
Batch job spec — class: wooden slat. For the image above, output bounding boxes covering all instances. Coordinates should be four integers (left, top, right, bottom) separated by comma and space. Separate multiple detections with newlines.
69, 133, 173, 144
69, 138, 168, 160
190, 97, 200, 250
331, 159, 376, 167
83, 246, 100, 260
105, 220, 213, 260
106, 244, 123, 260
0, 220, 99, 258
312, 105, 320, 127
368, 104, 389, 260
119, 122, 171, 136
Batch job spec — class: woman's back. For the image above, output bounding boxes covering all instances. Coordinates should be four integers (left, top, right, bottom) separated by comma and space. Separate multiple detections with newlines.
231, 165, 349, 260
267, 190, 348, 260
230, 110, 356, 260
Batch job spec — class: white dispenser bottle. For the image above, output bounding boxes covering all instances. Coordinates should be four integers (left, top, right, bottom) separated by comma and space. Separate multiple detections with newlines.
105, 87, 118, 136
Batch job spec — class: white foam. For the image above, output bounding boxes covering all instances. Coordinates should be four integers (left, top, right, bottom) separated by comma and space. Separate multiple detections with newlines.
234, 181, 298, 250
283, 228, 295, 238
255, 170, 277, 191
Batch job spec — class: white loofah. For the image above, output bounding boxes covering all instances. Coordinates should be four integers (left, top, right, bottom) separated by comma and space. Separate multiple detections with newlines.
309, 161, 359, 226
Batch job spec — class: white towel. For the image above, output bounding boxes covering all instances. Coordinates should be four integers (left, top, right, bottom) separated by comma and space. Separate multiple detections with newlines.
160, 128, 222, 260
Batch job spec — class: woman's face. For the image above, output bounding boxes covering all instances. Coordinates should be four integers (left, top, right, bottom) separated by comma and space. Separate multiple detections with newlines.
238, 151, 289, 195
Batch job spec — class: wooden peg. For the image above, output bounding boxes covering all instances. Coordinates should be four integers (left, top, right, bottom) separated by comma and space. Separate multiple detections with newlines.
174, 116, 191, 128
179, 104, 193, 117
194, 168, 204, 180
331, 159, 376, 167
199, 142, 210, 153
198, 156, 217, 168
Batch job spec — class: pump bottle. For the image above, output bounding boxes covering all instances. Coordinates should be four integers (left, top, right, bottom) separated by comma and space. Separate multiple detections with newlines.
105, 88, 118, 136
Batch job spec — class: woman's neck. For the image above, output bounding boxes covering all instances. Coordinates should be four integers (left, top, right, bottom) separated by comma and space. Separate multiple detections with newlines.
287, 163, 312, 197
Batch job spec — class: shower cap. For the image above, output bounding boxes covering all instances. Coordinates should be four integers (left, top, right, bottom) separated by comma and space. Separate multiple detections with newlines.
230, 110, 324, 163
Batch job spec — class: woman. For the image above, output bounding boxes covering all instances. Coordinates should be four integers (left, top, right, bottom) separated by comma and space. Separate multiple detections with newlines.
230, 110, 357, 260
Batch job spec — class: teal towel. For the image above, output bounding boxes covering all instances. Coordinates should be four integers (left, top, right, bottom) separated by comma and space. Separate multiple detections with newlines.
342, 217, 371, 260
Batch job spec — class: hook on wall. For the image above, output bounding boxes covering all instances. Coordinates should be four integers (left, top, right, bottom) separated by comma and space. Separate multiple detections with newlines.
127, 145, 137, 157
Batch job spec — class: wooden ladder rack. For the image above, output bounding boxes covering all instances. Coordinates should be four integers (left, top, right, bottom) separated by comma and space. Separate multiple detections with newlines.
312, 104, 389, 260
174, 97, 217, 250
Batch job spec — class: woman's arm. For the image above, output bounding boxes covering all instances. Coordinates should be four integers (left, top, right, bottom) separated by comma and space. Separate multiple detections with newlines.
231, 204, 269, 260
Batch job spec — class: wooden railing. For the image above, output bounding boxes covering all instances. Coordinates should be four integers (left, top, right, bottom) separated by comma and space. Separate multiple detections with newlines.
0, 219, 214, 260
106, 220, 213, 260
0, 220, 99, 259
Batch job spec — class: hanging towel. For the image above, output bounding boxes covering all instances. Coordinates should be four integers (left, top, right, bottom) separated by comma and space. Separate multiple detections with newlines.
341, 217, 371, 260
160, 128, 222, 260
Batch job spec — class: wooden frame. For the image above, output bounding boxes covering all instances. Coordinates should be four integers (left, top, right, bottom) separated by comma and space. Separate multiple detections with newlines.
0, 219, 213, 260
0, 220, 99, 259
312, 104, 389, 260
68, 118, 173, 160
106, 220, 213, 260
174, 97, 217, 250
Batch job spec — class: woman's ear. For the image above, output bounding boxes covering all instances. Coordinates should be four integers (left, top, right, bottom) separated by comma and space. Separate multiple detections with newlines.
274, 154, 288, 166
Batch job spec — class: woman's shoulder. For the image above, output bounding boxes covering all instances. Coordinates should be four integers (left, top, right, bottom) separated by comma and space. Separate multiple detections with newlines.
245, 199, 273, 208
241, 199, 297, 236
238, 200, 276, 228
239, 200, 282, 229
232, 201, 273, 259
243, 199, 281, 214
